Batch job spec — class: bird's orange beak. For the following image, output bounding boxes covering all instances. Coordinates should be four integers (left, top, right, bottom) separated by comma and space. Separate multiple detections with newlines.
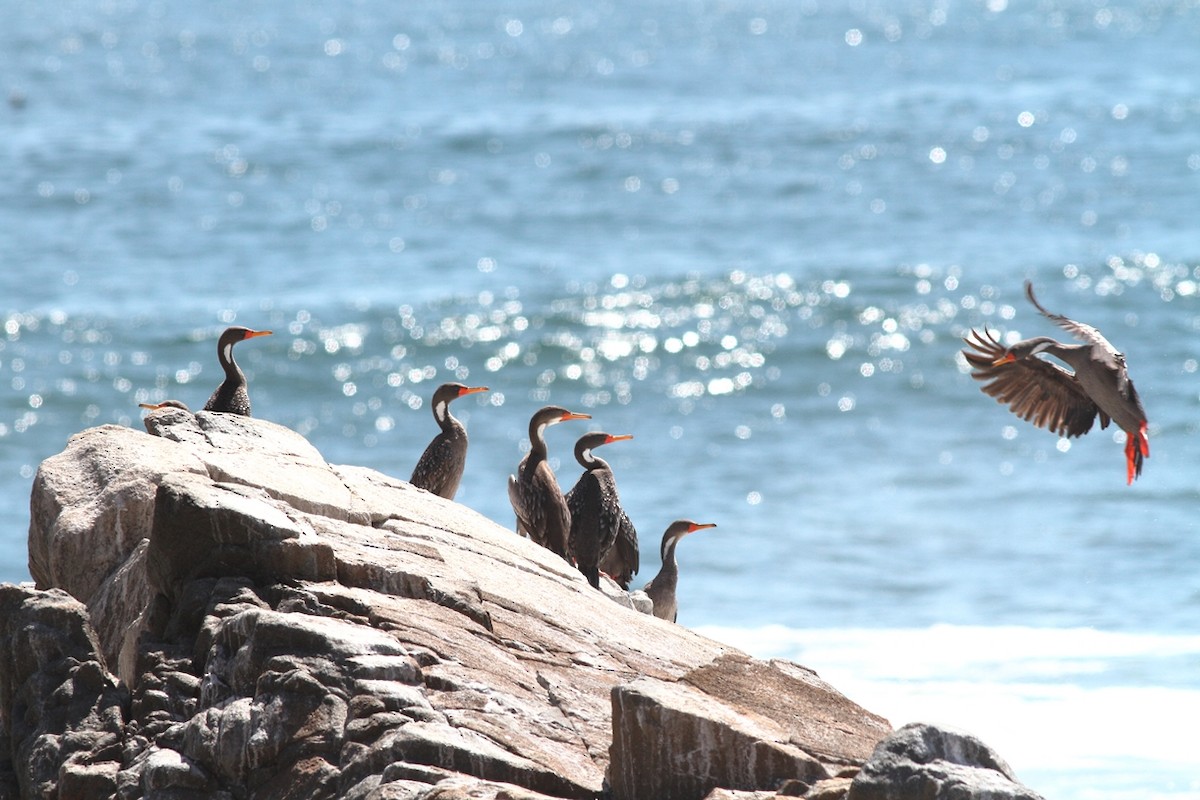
244, 329, 273, 339
688, 522, 717, 533
991, 353, 1016, 366
458, 386, 489, 397
561, 412, 591, 422
605, 434, 634, 444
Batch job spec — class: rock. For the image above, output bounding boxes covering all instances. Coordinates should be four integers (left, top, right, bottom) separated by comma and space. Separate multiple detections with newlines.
609, 668, 884, 800
58, 760, 121, 799
0, 586, 126, 800
7, 416, 1041, 799
609, 654, 889, 800
847, 723, 1045, 800
806, 777, 854, 800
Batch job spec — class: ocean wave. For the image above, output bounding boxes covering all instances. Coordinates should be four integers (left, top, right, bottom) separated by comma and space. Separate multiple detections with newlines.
699, 623, 1200, 796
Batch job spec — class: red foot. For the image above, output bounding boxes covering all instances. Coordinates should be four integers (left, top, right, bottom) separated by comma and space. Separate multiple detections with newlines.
1124, 422, 1149, 485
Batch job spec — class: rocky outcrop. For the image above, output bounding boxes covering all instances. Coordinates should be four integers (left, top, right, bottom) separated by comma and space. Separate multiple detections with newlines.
5, 411, 1044, 799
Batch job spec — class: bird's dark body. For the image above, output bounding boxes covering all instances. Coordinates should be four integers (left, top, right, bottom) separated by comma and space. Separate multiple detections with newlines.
509, 455, 572, 558
566, 467, 624, 588
599, 511, 639, 589
204, 380, 252, 417
411, 424, 468, 499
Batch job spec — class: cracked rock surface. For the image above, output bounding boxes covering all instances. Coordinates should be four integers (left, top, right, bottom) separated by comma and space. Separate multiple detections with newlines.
6, 412, 1035, 799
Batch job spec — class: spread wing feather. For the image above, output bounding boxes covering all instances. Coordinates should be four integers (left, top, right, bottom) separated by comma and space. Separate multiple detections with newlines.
962, 328, 1105, 438
1025, 281, 1120, 356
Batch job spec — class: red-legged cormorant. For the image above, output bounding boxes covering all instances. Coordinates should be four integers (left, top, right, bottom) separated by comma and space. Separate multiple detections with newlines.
409, 382, 489, 500
963, 280, 1149, 484
564, 431, 634, 588
203, 326, 272, 416
507, 406, 590, 560
643, 519, 716, 623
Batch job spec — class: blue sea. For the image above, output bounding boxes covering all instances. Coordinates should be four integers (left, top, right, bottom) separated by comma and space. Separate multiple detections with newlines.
3, 1, 1199, 796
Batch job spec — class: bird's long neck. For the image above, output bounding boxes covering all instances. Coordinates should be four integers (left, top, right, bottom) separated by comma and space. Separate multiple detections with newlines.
656, 537, 681, 586
434, 398, 461, 435
661, 536, 680, 571
1037, 339, 1089, 368
218, 338, 244, 382
528, 420, 550, 462
577, 449, 609, 472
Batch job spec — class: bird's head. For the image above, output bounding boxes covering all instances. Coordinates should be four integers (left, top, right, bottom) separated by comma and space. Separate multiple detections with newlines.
992, 337, 1056, 366
575, 432, 633, 465
529, 406, 590, 444
660, 519, 717, 558
223, 326, 273, 342
138, 400, 191, 412
533, 406, 591, 427
431, 383, 489, 421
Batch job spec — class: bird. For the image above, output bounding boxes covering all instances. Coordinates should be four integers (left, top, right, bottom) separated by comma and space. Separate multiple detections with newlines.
137, 400, 192, 434
962, 280, 1149, 484
564, 431, 635, 588
599, 510, 639, 590
643, 520, 717, 623
507, 406, 591, 560
138, 399, 191, 413
203, 326, 272, 416
409, 382, 489, 500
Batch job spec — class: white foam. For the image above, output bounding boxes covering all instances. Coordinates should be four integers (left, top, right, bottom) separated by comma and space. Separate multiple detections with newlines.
697, 624, 1200, 797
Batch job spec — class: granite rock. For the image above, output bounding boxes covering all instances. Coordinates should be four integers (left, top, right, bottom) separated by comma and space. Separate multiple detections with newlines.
7, 415, 1044, 799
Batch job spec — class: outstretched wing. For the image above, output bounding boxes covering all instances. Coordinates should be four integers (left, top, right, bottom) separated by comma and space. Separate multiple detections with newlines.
962, 328, 1106, 438
1025, 281, 1119, 353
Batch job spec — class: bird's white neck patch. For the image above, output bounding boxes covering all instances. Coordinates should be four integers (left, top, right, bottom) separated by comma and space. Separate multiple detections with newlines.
435, 401, 447, 422
222, 343, 234, 365
536, 422, 548, 442
662, 535, 681, 560
581, 448, 594, 464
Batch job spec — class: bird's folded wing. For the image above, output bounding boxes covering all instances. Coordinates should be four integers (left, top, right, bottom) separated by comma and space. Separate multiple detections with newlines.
507, 474, 532, 536
962, 328, 1104, 437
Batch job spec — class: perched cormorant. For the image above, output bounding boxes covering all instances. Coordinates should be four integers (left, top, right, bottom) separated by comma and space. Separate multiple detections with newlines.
409, 382, 489, 500
643, 520, 716, 623
137, 400, 192, 435
564, 431, 634, 588
138, 400, 191, 413
203, 326, 272, 416
963, 280, 1149, 484
507, 406, 590, 560
599, 510, 639, 590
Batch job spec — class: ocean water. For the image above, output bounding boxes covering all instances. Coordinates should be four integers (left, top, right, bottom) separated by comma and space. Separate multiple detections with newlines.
4, 1, 1200, 796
